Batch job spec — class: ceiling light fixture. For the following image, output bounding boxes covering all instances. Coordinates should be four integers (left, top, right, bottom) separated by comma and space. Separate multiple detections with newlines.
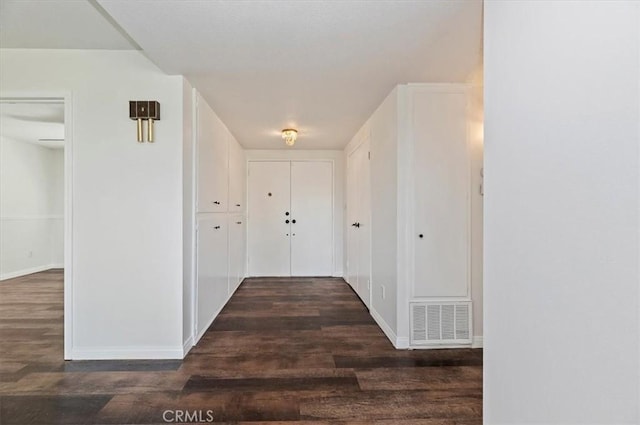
282, 128, 298, 146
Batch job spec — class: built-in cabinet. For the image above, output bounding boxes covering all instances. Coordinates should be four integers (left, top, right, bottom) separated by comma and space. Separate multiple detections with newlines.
247, 160, 333, 277
194, 91, 246, 343
345, 84, 473, 349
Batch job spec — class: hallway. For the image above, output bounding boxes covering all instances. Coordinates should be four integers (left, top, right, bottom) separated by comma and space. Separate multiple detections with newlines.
0, 273, 482, 424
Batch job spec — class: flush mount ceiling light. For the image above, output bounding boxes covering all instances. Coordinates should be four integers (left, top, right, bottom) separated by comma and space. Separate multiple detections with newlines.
282, 128, 298, 146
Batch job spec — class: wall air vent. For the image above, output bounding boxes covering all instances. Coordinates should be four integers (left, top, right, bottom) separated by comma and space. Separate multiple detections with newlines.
410, 302, 472, 346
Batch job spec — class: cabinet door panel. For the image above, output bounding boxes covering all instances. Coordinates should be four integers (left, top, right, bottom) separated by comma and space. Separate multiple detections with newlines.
196, 94, 228, 213
196, 215, 228, 338
412, 91, 469, 298
356, 141, 371, 308
290, 161, 333, 277
248, 161, 291, 276
346, 147, 361, 289
228, 135, 245, 213
228, 213, 245, 292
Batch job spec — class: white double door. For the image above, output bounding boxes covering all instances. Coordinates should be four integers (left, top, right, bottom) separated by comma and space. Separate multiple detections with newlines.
346, 141, 371, 308
248, 161, 333, 277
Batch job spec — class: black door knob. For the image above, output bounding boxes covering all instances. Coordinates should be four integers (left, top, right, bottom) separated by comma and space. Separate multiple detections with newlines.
214, 226, 221, 229
419, 234, 424, 238
285, 212, 290, 216
285, 219, 290, 224
292, 219, 296, 224
351, 223, 357, 227
355, 222, 360, 228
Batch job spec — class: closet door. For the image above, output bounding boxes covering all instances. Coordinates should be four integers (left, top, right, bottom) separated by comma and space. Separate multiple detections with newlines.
247, 161, 291, 276
290, 161, 333, 277
196, 93, 228, 213
228, 213, 245, 292
346, 148, 361, 288
355, 141, 371, 308
228, 135, 245, 213
196, 215, 228, 338
412, 90, 469, 298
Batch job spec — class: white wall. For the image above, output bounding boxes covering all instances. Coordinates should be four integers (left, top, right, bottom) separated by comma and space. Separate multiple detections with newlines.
484, 2, 639, 423
0, 49, 186, 359
245, 149, 344, 277
369, 89, 399, 337
0, 136, 64, 279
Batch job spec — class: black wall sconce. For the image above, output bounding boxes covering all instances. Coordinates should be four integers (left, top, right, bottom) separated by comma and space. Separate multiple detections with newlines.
129, 101, 160, 143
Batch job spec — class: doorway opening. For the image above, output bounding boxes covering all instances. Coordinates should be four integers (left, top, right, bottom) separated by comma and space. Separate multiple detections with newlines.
0, 96, 73, 359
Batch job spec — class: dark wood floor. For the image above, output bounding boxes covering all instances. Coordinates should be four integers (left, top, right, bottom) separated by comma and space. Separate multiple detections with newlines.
0, 271, 482, 424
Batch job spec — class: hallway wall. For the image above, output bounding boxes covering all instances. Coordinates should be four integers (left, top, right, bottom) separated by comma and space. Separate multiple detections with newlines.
0, 49, 186, 359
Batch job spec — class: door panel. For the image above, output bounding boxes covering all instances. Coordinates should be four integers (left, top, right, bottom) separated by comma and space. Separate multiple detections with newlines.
228, 213, 244, 292
196, 215, 228, 338
290, 161, 333, 277
346, 148, 360, 289
248, 161, 291, 276
196, 93, 228, 213
228, 135, 245, 213
356, 141, 371, 308
413, 92, 469, 298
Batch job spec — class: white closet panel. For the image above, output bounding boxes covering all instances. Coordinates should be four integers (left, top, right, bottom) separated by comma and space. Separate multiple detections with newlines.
196, 215, 228, 338
228, 213, 245, 292
228, 134, 245, 213
290, 161, 333, 277
247, 161, 291, 276
346, 141, 371, 307
412, 90, 469, 298
196, 93, 228, 213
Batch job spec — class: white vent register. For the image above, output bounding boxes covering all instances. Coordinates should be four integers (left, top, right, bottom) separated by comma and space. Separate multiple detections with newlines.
411, 302, 472, 345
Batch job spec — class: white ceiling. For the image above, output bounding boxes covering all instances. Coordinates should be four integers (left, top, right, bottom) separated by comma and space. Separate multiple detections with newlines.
0, 0, 137, 49
0, 102, 65, 149
1, 1, 482, 149
97, 0, 483, 149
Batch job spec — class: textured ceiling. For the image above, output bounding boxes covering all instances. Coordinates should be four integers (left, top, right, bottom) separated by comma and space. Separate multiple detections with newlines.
98, 0, 483, 149
0, 0, 136, 49
0, 102, 65, 149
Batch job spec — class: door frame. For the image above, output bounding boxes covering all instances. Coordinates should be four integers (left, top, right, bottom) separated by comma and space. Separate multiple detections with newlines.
246, 159, 335, 277
0, 91, 74, 360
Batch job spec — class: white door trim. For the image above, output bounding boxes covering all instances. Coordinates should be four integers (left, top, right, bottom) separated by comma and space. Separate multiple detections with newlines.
0, 91, 75, 360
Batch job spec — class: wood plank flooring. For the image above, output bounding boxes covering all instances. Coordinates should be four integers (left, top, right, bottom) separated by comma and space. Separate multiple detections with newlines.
0, 271, 482, 424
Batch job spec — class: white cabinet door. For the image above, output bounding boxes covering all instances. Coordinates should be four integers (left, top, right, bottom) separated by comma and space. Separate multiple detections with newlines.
290, 161, 333, 277
355, 142, 371, 308
248, 161, 291, 276
346, 142, 371, 307
196, 215, 228, 338
228, 135, 245, 213
346, 147, 361, 289
196, 93, 228, 213
412, 90, 469, 298
228, 213, 245, 293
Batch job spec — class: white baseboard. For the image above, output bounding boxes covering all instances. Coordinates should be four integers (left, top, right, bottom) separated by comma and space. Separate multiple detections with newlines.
472, 336, 483, 348
182, 335, 194, 357
0, 264, 62, 281
370, 308, 408, 349
70, 346, 184, 360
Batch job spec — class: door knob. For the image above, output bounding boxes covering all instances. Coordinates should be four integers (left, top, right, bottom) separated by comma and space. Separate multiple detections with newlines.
285, 212, 290, 216
419, 234, 424, 238
213, 201, 220, 205
236, 204, 241, 207
285, 219, 290, 224
292, 219, 296, 224
355, 222, 360, 228
351, 223, 357, 227
214, 225, 221, 229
